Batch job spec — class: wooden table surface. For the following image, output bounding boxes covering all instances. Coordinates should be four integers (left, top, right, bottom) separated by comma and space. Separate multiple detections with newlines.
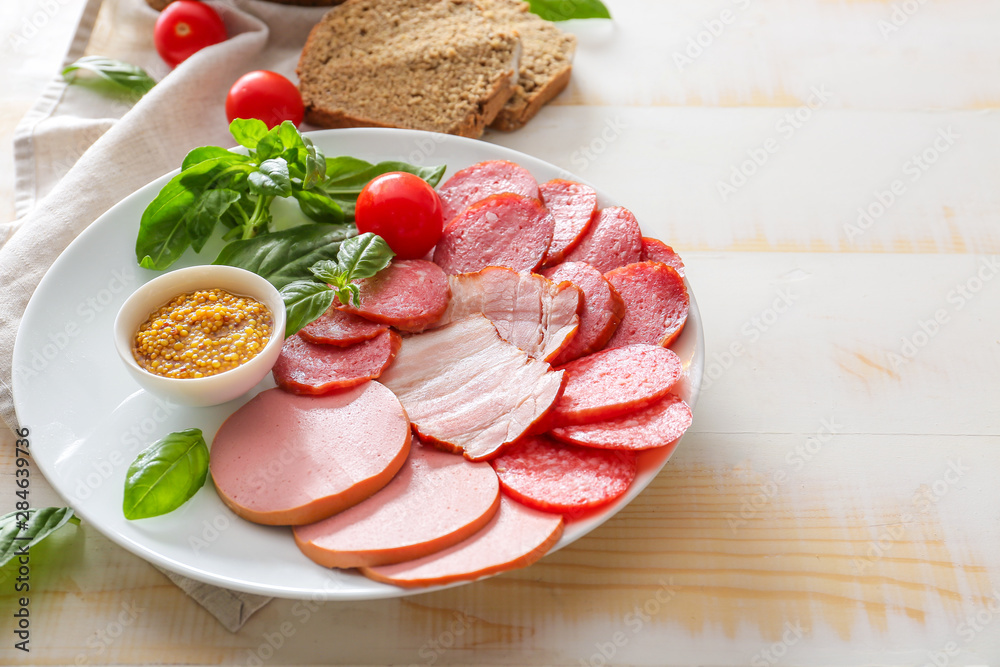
2, 0, 999, 664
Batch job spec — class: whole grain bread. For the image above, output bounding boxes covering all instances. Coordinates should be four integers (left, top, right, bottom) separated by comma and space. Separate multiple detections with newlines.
480, 0, 576, 131
297, 0, 521, 138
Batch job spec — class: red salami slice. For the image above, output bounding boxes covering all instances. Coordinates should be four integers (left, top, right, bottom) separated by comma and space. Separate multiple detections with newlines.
550, 393, 692, 451
561, 206, 642, 274
272, 331, 401, 395
490, 436, 636, 515
550, 344, 682, 426
604, 261, 689, 349
338, 259, 449, 332
432, 194, 555, 275
437, 160, 540, 223
641, 237, 685, 277
541, 262, 625, 365
539, 179, 598, 266
299, 307, 388, 346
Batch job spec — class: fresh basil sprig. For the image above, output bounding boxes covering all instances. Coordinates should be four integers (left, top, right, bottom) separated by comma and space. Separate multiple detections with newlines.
279, 233, 395, 336
318, 158, 446, 220
62, 56, 156, 97
123, 429, 209, 520
527, 0, 611, 21
0, 508, 80, 569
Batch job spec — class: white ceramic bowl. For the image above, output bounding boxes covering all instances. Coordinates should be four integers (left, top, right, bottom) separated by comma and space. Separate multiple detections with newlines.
113, 265, 286, 407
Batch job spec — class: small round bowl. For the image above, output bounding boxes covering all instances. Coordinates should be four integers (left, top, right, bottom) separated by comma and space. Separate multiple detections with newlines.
114, 265, 286, 407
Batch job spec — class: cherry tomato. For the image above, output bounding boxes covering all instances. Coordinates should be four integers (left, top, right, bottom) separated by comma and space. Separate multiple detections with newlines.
355, 173, 444, 260
225, 70, 305, 130
154, 0, 227, 68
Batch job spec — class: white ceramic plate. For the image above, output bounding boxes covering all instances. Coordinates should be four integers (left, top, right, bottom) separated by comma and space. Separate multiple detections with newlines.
13, 129, 703, 600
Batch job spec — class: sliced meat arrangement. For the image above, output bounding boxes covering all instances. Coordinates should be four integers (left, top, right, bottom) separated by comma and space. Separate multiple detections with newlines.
210, 383, 411, 526
550, 344, 682, 426
299, 306, 388, 346
379, 314, 565, 461
433, 194, 555, 275
551, 393, 692, 451
272, 330, 401, 395
540, 261, 625, 365
361, 495, 563, 588
490, 436, 637, 515
562, 206, 642, 274
437, 160, 540, 223
433, 266, 581, 362
338, 259, 449, 332
641, 237, 685, 278
538, 179, 598, 266
605, 261, 689, 349
294, 440, 500, 568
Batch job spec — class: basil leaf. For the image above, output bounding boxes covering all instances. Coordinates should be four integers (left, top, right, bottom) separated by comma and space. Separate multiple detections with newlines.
527, 0, 611, 20
248, 158, 292, 197
182, 146, 247, 172
123, 429, 209, 520
229, 118, 268, 150
294, 189, 344, 225
61, 56, 156, 96
213, 224, 356, 288
336, 233, 395, 280
278, 121, 303, 152
256, 126, 284, 162
0, 508, 80, 569
187, 189, 241, 252
320, 158, 446, 219
280, 280, 337, 337
303, 138, 326, 190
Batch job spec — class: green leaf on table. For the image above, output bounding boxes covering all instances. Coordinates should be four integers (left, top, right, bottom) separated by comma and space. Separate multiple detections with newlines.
61, 56, 156, 97
527, 0, 611, 21
310, 233, 395, 307
294, 189, 344, 225
187, 189, 241, 252
0, 508, 80, 569
279, 280, 337, 337
123, 429, 209, 520
319, 158, 446, 220
229, 118, 268, 151
212, 223, 356, 289
248, 158, 292, 197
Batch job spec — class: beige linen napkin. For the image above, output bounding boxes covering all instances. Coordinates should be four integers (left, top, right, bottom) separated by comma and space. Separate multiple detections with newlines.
0, 0, 333, 631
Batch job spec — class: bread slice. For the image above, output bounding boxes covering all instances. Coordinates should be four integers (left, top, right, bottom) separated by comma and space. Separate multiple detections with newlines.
297, 0, 521, 138
480, 0, 576, 131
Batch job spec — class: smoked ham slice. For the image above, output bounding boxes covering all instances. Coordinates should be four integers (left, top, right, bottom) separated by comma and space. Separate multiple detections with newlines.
379, 314, 565, 461
293, 441, 500, 568
431, 266, 581, 362
361, 495, 563, 588
210, 383, 411, 526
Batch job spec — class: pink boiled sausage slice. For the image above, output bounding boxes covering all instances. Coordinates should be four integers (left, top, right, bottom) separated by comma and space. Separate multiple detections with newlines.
541, 262, 625, 365
272, 330, 401, 395
561, 206, 642, 274
550, 393, 693, 451
210, 383, 411, 526
432, 194, 555, 275
294, 441, 500, 568
641, 237, 685, 278
437, 160, 540, 223
337, 259, 449, 332
299, 306, 388, 346
539, 179, 598, 267
433, 266, 581, 362
550, 344, 682, 426
604, 261, 689, 349
490, 436, 636, 515
361, 495, 563, 588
